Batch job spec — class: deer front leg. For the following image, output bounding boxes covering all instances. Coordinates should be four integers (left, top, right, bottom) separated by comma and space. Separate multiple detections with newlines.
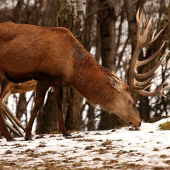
53, 86, 71, 137
25, 79, 50, 140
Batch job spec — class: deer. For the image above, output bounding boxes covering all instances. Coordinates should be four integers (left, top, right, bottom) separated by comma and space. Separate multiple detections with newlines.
0, 9, 169, 141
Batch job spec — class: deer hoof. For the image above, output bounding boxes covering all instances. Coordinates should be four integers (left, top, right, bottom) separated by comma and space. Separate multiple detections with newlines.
65, 133, 72, 139
25, 137, 32, 141
7, 138, 15, 142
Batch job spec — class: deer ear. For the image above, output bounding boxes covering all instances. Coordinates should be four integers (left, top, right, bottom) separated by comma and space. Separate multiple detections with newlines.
108, 75, 124, 92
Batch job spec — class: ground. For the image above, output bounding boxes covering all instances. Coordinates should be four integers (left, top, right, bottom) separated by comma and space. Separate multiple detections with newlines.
0, 118, 170, 170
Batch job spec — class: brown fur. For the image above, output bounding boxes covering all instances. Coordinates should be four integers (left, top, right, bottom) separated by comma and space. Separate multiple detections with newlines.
0, 22, 141, 141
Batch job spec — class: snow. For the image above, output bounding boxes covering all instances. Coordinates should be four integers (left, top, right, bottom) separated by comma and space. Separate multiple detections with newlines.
0, 118, 170, 169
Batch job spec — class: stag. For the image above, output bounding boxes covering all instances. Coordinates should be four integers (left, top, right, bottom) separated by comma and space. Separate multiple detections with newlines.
0, 9, 168, 141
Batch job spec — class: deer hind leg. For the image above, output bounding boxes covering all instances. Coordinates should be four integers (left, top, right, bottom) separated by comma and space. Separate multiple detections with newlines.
0, 71, 14, 141
53, 86, 71, 137
25, 79, 50, 140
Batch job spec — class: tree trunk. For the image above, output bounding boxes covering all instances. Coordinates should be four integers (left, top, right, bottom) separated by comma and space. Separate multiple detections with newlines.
83, 0, 97, 130
98, 111, 127, 130
98, 0, 123, 129
36, 91, 58, 134
84, 0, 96, 51
16, 93, 27, 121
65, 88, 80, 130
87, 103, 95, 131
139, 96, 149, 120
12, 0, 24, 23
98, 0, 116, 71
0, 127, 2, 139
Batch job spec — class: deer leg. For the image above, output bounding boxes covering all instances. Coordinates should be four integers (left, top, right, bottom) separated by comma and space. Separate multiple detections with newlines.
0, 71, 13, 141
25, 79, 50, 140
53, 86, 71, 137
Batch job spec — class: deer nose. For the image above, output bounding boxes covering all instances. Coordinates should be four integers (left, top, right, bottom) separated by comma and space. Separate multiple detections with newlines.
139, 122, 142, 127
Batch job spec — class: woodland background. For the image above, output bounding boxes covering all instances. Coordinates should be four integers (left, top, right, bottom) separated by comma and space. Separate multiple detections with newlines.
0, 0, 170, 137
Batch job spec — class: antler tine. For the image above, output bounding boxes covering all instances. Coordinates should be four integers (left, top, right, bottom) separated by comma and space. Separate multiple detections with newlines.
136, 9, 163, 48
160, 83, 170, 98
136, 8, 143, 27
137, 42, 165, 67
134, 50, 170, 80
142, 17, 152, 42
151, 29, 164, 43
136, 8, 144, 39
135, 80, 170, 97
148, 19, 159, 37
156, 79, 170, 98
144, 81, 157, 90
129, 9, 170, 97
135, 71, 158, 88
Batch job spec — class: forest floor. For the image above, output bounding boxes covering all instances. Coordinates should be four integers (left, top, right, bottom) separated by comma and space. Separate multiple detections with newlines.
0, 118, 170, 170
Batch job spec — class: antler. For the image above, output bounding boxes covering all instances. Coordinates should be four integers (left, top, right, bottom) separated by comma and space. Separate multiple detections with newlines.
129, 8, 170, 97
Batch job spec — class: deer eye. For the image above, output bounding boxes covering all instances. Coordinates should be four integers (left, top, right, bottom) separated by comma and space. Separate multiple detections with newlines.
128, 99, 132, 105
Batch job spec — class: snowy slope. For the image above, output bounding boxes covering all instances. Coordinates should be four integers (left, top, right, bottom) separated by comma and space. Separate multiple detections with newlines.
0, 118, 170, 170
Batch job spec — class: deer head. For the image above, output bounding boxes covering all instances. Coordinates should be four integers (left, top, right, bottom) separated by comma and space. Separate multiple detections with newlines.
108, 74, 141, 127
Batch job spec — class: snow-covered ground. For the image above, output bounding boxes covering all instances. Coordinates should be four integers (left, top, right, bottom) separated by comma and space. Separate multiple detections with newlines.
0, 118, 170, 170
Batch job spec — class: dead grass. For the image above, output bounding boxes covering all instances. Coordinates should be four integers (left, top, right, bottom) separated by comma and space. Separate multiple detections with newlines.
159, 122, 170, 130
1, 159, 170, 170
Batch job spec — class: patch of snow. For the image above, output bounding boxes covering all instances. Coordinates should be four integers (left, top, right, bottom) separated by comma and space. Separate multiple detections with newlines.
0, 118, 170, 169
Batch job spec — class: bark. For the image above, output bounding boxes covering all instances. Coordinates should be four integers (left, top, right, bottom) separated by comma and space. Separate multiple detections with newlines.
139, 96, 149, 120
36, 91, 58, 134
0, 130, 2, 139
98, 111, 127, 130
40, 0, 59, 26
86, 103, 95, 131
124, 0, 136, 53
98, 0, 116, 71
12, 0, 24, 23
84, 0, 96, 51
83, 0, 97, 130
16, 93, 27, 121
65, 88, 80, 130
98, 0, 124, 129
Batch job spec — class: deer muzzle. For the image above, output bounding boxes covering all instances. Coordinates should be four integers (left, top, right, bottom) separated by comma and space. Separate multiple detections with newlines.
129, 121, 141, 127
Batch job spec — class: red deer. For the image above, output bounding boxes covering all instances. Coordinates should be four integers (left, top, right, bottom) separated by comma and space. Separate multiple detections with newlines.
0, 9, 168, 141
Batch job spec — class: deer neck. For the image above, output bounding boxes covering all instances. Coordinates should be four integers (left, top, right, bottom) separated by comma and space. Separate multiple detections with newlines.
72, 53, 117, 111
